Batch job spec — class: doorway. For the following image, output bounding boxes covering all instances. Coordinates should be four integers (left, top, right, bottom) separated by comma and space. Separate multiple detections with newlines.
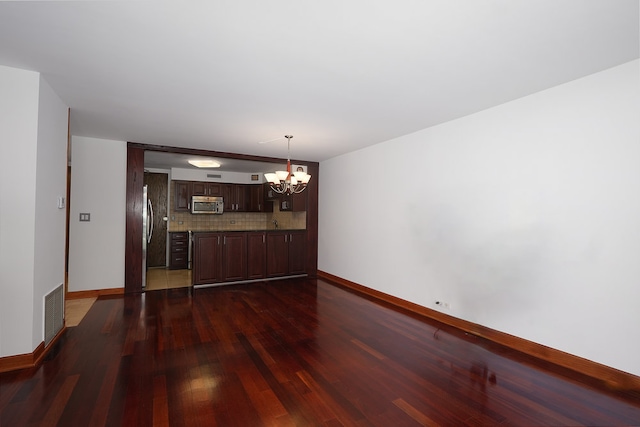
144, 172, 168, 268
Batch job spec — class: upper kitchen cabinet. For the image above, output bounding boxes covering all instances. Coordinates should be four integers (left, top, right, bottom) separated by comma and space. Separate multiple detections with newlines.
223, 184, 248, 212
174, 181, 192, 211
248, 184, 273, 213
264, 182, 307, 212
280, 190, 307, 212
192, 182, 223, 197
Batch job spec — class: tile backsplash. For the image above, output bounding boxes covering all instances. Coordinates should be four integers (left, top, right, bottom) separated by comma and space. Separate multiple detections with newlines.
168, 191, 306, 231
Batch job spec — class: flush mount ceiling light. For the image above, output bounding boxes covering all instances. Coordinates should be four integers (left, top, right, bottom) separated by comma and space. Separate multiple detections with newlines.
264, 135, 311, 195
188, 159, 221, 168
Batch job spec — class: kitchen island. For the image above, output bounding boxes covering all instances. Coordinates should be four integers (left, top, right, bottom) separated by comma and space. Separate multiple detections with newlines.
190, 229, 307, 287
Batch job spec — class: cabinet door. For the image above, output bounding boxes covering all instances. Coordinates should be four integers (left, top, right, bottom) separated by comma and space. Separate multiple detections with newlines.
222, 184, 234, 211
223, 184, 248, 211
174, 181, 192, 211
191, 182, 207, 196
264, 183, 279, 201
192, 233, 222, 284
247, 232, 266, 279
266, 232, 289, 277
288, 231, 307, 274
222, 233, 247, 281
291, 191, 307, 212
192, 182, 223, 196
234, 184, 248, 211
279, 191, 307, 212
208, 183, 223, 196
247, 185, 261, 212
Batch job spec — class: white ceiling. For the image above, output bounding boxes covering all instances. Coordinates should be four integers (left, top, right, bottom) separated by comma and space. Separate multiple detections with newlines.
0, 1, 638, 164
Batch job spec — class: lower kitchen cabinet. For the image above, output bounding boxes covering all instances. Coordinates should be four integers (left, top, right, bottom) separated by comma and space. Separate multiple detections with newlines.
193, 230, 306, 285
169, 232, 189, 269
193, 232, 248, 284
247, 232, 267, 279
221, 233, 247, 281
192, 233, 222, 284
288, 231, 307, 275
266, 231, 307, 277
266, 232, 289, 277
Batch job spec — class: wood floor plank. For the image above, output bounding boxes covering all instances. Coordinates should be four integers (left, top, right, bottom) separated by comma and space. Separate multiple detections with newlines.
40, 374, 79, 427
393, 398, 440, 426
1, 278, 639, 426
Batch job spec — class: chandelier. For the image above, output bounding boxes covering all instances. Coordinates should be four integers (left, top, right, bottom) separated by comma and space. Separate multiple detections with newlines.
264, 135, 311, 195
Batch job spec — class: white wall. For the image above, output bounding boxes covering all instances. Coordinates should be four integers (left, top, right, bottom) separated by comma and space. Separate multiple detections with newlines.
32, 76, 69, 348
0, 66, 39, 357
319, 60, 640, 376
170, 168, 265, 184
68, 137, 127, 292
0, 66, 68, 357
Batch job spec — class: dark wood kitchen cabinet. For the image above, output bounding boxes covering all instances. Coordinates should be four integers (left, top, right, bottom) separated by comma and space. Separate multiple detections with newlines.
266, 231, 306, 277
279, 191, 307, 212
223, 184, 248, 212
247, 184, 272, 213
288, 231, 307, 274
192, 233, 223, 284
221, 233, 247, 281
264, 183, 307, 212
169, 232, 189, 270
191, 182, 223, 197
247, 232, 267, 279
192, 232, 248, 284
174, 181, 192, 211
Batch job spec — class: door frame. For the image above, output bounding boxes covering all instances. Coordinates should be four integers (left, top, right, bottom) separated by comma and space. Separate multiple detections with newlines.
124, 142, 319, 294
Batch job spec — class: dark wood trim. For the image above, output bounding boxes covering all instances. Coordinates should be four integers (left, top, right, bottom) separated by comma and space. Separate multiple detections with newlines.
126, 142, 320, 168
317, 270, 640, 392
124, 145, 145, 293
124, 142, 319, 291
0, 327, 66, 374
66, 288, 124, 300
304, 162, 318, 278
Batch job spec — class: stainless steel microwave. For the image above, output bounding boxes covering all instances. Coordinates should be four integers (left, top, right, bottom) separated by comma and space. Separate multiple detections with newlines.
191, 196, 224, 214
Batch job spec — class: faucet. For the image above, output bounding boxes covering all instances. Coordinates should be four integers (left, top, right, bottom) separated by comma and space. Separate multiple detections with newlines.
273, 219, 278, 229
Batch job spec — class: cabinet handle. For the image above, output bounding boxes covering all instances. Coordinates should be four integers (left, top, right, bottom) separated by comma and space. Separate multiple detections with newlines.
290, 234, 293, 242
224, 236, 226, 245
285, 234, 288, 243
262, 234, 265, 244
217, 236, 220, 245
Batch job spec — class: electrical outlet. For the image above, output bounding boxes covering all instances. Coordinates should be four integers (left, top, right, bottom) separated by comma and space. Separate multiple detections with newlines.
435, 301, 451, 310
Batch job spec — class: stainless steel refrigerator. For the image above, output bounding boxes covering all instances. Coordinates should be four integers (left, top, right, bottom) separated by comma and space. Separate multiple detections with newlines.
142, 185, 154, 288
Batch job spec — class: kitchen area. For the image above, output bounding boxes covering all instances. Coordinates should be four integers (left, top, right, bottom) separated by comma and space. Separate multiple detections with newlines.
143, 150, 310, 290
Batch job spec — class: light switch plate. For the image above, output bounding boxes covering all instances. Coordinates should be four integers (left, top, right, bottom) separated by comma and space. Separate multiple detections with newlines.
79, 213, 90, 222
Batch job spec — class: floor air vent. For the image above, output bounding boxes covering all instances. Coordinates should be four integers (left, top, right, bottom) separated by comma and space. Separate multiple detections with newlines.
44, 284, 64, 345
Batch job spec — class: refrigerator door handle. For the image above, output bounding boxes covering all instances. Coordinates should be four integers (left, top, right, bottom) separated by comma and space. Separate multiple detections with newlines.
147, 199, 154, 244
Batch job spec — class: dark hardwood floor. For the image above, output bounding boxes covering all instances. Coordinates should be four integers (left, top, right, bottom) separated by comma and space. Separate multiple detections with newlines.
2, 278, 639, 426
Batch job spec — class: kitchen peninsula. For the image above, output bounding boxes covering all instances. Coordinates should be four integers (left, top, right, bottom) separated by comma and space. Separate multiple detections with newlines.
190, 229, 306, 286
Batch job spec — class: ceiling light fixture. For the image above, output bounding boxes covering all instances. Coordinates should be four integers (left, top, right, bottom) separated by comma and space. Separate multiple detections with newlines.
264, 135, 311, 195
188, 159, 220, 168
